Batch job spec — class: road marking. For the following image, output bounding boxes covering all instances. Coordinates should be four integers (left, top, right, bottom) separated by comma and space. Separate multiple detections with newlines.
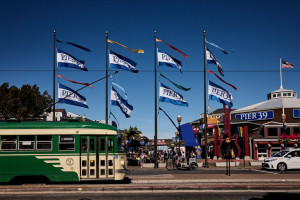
251, 169, 279, 174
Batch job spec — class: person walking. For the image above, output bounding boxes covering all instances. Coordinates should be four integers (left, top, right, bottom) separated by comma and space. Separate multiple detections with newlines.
140, 153, 145, 168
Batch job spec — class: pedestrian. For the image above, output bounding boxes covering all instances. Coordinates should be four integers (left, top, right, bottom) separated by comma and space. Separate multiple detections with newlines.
140, 153, 144, 168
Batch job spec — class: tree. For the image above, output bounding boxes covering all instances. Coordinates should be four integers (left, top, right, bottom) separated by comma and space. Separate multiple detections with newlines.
0, 83, 52, 120
123, 126, 143, 150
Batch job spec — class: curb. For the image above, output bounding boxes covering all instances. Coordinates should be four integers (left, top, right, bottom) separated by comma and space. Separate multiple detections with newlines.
131, 179, 300, 184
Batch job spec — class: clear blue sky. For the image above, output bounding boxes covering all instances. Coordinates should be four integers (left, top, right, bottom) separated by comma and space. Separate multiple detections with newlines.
1, 0, 299, 139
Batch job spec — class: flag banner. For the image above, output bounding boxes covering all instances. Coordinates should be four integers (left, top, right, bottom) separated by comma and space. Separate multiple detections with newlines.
107, 39, 144, 53
112, 82, 127, 99
160, 73, 191, 91
205, 40, 232, 54
109, 111, 120, 127
57, 49, 88, 71
111, 86, 133, 118
156, 38, 188, 58
282, 59, 294, 68
58, 74, 93, 88
158, 107, 179, 131
208, 105, 220, 131
57, 108, 70, 118
58, 83, 88, 108
206, 48, 224, 76
208, 81, 233, 107
180, 124, 199, 147
207, 70, 237, 90
109, 51, 138, 73
157, 49, 182, 71
56, 39, 91, 52
159, 82, 188, 107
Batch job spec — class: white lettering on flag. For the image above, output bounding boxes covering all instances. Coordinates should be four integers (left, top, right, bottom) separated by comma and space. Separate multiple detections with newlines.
208, 81, 233, 107
58, 83, 88, 108
159, 83, 188, 107
157, 49, 182, 71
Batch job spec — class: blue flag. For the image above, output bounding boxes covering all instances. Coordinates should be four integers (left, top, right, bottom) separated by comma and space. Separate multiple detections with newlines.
109, 51, 138, 73
206, 48, 224, 76
159, 83, 188, 107
208, 81, 233, 107
205, 40, 232, 54
58, 83, 88, 108
57, 49, 88, 71
157, 49, 182, 71
111, 86, 133, 118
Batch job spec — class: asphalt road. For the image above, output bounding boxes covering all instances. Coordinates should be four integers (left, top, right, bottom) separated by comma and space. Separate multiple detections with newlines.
2, 191, 300, 200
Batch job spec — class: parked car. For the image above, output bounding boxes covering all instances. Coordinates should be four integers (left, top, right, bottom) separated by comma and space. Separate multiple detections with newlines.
262, 148, 300, 171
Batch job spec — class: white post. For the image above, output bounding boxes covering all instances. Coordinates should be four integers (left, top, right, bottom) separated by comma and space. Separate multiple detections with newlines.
280, 58, 283, 89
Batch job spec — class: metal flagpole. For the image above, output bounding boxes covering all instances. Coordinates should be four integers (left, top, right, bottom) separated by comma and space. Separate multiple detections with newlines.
53, 30, 56, 122
106, 31, 109, 124
154, 31, 158, 169
203, 30, 208, 168
280, 58, 283, 89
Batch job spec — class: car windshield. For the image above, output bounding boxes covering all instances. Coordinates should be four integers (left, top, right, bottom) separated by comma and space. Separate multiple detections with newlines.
272, 150, 289, 157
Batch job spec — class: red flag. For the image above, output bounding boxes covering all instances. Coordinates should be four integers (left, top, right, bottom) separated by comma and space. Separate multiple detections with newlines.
57, 108, 70, 118
58, 74, 93, 88
156, 38, 188, 58
208, 70, 237, 90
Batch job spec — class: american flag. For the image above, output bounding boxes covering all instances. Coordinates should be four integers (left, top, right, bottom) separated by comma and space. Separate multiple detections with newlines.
282, 60, 294, 68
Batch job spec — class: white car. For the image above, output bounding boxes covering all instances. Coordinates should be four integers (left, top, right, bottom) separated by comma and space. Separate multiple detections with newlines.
262, 148, 300, 171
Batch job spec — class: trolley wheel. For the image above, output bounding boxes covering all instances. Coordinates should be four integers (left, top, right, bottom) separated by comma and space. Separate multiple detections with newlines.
166, 162, 174, 171
189, 163, 198, 171
277, 162, 287, 171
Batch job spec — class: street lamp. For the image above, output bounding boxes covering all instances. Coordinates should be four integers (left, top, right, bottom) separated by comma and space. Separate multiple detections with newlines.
177, 115, 182, 150
282, 113, 287, 146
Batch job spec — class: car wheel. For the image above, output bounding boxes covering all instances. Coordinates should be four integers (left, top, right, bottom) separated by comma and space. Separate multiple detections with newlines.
277, 162, 287, 171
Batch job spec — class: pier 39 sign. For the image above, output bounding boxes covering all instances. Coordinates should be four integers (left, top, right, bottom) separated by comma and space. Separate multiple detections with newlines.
235, 110, 274, 121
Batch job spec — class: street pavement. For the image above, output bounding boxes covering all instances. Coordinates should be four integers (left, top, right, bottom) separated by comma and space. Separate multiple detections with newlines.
1, 163, 300, 194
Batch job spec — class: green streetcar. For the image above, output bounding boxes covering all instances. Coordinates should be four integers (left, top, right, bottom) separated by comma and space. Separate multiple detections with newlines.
0, 120, 128, 183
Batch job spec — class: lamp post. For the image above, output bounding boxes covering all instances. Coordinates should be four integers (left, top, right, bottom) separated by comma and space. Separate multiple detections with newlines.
177, 115, 182, 150
282, 113, 287, 147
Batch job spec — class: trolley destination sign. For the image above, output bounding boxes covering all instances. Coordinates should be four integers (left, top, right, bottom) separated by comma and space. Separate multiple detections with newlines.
235, 110, 274, 121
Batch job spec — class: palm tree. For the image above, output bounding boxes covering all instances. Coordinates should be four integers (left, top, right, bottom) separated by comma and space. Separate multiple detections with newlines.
123, 126, 143, 151
125, 126, 142, 140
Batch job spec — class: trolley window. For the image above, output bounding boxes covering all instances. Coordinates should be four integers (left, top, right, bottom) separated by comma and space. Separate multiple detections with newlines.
36, 135, 52, 151
108, 138, 113, 151
59, 135, 75, 151
19, 135, 35, 151
1, 136, 17, 151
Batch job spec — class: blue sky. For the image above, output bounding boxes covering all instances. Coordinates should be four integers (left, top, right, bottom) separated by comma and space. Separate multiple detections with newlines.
1, 0, 300, 139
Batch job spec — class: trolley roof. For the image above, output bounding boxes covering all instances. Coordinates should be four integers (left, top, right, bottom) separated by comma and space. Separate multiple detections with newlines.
0, 121, 117, 131
0, 121, 118, 136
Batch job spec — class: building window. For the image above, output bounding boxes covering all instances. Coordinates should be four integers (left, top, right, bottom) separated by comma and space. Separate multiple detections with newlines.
257, 144, 267, 160
294, 127, 300, 135
288, 93, 292, 96
19, 135, 34, 151
272, 94, 276, 98
267, 127, 278, 137
283, 93, 287, 97
278, 93, 281, 97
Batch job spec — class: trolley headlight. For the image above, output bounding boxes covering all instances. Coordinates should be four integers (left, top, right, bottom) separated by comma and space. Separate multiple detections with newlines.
120, 160, 125, 166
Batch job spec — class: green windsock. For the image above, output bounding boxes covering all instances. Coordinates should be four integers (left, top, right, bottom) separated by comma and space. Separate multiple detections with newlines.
160, 73, 191, 91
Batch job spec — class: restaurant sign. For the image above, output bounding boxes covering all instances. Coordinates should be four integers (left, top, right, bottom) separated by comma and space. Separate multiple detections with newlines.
235, 110, 274, 121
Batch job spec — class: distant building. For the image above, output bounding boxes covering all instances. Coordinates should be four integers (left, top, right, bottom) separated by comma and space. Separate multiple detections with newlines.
44, 109, 68, 121
189, 87, 300, 160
